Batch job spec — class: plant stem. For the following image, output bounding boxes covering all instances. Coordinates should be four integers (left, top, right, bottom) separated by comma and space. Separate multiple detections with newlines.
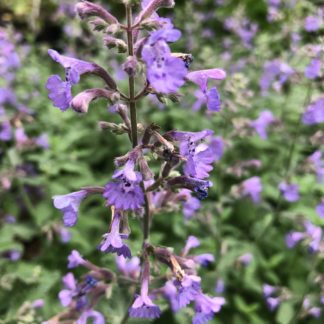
125, 4, 151, 244
126, 4, 137, 148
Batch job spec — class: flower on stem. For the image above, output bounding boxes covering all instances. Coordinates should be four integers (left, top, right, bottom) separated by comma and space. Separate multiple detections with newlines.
302, 97, 324, 125
142, 24, 187, 94
71, 88, 118, 113
305, 59, 321, 80
250, 110, 275, 140
137, 0, 175, 23
186, 69, 226, 111
76, 1, 118, 25
129, 258, 161, 319
103, 160, 144, 210
116, 255, 140, 279
193, 293, 225, 324
175, 274, 201, 309
53, 190, 88, 227
307, 151, 324, 182
316, 200, 324, 218
99, 210, 131, 258
178, 189, 201, 220
76, 309, 105, 324
168, 130, 223, 179
68, 250, 86, 268
278, 182, 299, 202
168, 176, 213, 200
46, 49, 116, 111
285, 221, 322, 252
304, 16, 322, 32
240, 176, 262, 203
0, 121, 12, 141
58, 273, 79, 307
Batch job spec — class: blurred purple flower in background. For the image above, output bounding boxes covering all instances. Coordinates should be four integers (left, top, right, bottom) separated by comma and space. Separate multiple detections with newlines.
53, 190, 88, 227
241, 176, 262, 203
278, 182, 300, 202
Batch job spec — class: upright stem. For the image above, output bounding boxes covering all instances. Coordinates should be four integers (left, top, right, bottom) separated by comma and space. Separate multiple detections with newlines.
125, 4, 150, 243
126, 4, 137, 148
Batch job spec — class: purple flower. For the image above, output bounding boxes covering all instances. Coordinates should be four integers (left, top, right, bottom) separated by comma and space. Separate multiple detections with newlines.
194, 254, 215, 267
304, 16, 321, 32
162, 281, 179, 312
58, 273, 78, 307
266, 297, 280, 311
31, 299, 44, 309
179, 189, 201, 219
116, 255, 140, 279
250, 110, 275, 139
46, 75, 73, 111
241, 176, 262, 203
304, 221, 322, 252
193, 293, 225, 324
68, 250, 86, 268
35, 134, 50, 149
215, 279, 225, 294
103, 161, 144, 210
182, 235, 200, 256
316, 201, 324, 218
0, 121, 12, 141
129, 259, 161, 319
263, 284, 276, 297
308, 151, 324, 182
237, 253, 253, 266
302, 98, 324, 125
260, 60, 294, 94
168, 176, 213, 200
186, 69, 226, 111
305, 59, 321, 80
46, 49, 115, 111
142, 26, 187, 94
76, 310, 105, 324
286, 221, 322, 252
285, 231, 305, 248
168, 130, 223, 179
176, 275, 201, 309
15, 127, 28, 145
59, 227, 72, 243
53, 190, 88, 227
278, 182, 299, 202
99, 211, 131, 258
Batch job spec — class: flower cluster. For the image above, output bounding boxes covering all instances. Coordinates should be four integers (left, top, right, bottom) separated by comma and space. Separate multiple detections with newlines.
47, 1, 226, 323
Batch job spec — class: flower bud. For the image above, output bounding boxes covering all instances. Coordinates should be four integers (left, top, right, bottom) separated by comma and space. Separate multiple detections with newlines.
122, 56, 138, 77
104, 36, 127, 53
139, 156, 154, 180
89, 18, 107, 31
76, 1, 118, 25
98, 122, 129, 135
71, 88, 116, 113
137, 0, 175, 23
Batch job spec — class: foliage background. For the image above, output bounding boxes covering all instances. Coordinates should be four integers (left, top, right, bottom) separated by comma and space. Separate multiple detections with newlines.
0, 0, 323, 323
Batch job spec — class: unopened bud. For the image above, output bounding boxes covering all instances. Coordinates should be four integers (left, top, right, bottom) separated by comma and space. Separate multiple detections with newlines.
71, 89, 116, 113
106, 23, 120, 35
104, 36, 127, 53
98, 122, 129, 135
139, 156, 154, 180
137, 0, 175, 23
76, 1, 118, 25
122, 56, 138, 77
89, 18, 107, 31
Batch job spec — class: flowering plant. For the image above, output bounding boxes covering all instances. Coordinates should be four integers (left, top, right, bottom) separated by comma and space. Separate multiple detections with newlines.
46, 1, 226, 322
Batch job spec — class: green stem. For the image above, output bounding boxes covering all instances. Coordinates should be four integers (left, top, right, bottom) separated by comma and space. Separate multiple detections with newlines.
126, 4, 137, 148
